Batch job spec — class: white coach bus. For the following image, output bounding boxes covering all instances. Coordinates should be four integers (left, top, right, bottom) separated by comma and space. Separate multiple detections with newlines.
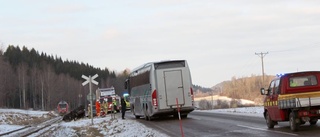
125, 60, 194, 120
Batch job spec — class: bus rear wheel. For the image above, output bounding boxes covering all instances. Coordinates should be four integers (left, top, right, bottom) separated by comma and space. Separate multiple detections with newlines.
144, 105, 152, 121
144, 113, 149, 121
181, 114, 188, 118
145, 115, 151, 121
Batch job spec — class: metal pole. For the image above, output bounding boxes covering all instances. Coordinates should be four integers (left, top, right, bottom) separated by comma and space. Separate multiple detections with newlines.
89, 75, 93, 125
211, 91, 213, 109
261, 56, 265, 84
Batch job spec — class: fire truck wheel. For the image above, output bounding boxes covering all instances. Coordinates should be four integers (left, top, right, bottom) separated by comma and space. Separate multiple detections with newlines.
266, 112, 275, 128
289, 112, 299, 131
309, 118, 318, 125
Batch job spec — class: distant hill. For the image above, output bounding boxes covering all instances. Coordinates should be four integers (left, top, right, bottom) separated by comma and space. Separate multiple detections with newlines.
194, 75, 275, 104
193, 85, 213, 92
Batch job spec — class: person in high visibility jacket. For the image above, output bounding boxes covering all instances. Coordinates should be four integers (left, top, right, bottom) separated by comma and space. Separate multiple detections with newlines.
102, 100, 108, 115
96, 100, 101, 117
290, 80, 297, 87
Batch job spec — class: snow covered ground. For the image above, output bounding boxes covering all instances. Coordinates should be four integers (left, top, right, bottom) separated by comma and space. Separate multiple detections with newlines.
194, 95, 256, 105
197, 106, 264, 118
0, 106, 264, 137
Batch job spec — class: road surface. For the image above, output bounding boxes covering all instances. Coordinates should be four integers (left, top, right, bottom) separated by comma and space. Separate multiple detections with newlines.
127, 111, 320, 137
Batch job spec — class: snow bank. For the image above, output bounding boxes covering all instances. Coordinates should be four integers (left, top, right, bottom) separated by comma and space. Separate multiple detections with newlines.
196, 106, 264, 118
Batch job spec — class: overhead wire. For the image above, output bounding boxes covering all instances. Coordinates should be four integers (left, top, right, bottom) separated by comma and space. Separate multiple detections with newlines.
231, 55, 261, 79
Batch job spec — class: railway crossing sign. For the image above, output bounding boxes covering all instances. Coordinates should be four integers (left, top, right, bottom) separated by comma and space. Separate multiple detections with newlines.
81, 74, 98, 125
82, 74, 98, 86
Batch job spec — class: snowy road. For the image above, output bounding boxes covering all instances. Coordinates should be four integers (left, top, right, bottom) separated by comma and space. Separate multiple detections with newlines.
2, 107, 320, 136
132, 111, 320, 137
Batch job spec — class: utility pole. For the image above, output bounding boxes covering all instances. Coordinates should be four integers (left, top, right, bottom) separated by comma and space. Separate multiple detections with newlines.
255, 52, 268, 86
211, 90, 213, 109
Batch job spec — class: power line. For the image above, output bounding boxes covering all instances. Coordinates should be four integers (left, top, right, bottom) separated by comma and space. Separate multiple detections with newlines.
255, 52, 268, 85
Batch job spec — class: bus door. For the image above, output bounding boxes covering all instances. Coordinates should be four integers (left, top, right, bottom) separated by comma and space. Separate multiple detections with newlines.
164, 70, 185, 106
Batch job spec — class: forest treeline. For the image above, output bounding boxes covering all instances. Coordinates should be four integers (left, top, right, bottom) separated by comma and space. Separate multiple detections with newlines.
0, 45, 129, 110
195, 75, 275, 104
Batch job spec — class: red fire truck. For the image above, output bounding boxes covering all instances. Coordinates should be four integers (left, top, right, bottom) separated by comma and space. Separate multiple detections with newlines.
96, 87, 120, 114
261, 71, 320, 131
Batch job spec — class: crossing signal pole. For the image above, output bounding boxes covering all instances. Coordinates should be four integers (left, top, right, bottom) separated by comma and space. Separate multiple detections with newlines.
82, 74, 99, 125
255, 52, 268, 86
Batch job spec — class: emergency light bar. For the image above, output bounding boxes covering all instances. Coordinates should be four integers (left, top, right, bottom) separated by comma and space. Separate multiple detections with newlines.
276, 73, 285, 77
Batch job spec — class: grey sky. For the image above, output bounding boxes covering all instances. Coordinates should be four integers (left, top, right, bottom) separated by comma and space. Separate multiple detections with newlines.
1, 0, 320, 87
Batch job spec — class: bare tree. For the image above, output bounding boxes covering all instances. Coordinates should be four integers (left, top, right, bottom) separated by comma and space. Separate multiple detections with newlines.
0, 56, 17, 107
0, 56, 6, 106
43, 64, 56, 110
17, 62, 28, 108
30, 66, 41, 109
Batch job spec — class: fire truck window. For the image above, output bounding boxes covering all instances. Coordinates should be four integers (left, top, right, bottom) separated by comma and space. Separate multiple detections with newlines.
274, 80, 280, 94
289, 75, 317, 87
304, 80, 311, 86
268, 81, 275, 95
309, 75, 318, 85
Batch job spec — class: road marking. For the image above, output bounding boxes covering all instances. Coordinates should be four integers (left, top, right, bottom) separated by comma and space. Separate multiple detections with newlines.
237, 125, 298, 136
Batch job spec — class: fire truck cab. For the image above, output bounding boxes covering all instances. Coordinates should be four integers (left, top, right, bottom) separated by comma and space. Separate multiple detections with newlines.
261, 71, 320, 131
96, 87, 120, 114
